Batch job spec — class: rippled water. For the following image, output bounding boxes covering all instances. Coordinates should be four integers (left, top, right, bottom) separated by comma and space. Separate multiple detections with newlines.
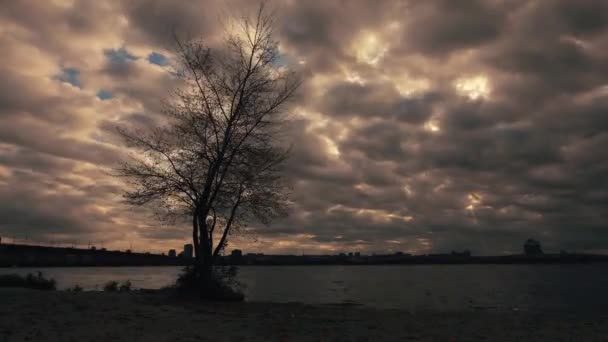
3, 264, 608, 312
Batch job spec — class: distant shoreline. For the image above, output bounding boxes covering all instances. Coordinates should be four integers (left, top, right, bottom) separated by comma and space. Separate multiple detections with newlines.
3, 260, 608, 268
3, 243, 608, 267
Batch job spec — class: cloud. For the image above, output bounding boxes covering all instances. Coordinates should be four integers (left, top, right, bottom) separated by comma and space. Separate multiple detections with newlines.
0, 0, 607, 255
400, 0, 509, 56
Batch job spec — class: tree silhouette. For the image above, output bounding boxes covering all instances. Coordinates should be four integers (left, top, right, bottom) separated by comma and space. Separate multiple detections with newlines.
113, 3, 299, 294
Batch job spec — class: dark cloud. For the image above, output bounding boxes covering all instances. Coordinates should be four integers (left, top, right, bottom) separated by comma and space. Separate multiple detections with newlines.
318, 81, 437, 124
120, 0, 216, 47
101, 48, 141, 79
401, 0, 510, 56
279, 0, 403, 71
0, 0, 607, 254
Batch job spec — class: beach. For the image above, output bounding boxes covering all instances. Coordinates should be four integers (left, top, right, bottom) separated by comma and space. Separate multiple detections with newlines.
1, 289, 608, 341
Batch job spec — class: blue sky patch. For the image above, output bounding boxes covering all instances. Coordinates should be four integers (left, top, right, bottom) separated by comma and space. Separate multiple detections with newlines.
148, 52, 168, 66
96, 89, 113, 100
272, 51, 291, 68
57, 67, 82, 88
104, 47, 138, 64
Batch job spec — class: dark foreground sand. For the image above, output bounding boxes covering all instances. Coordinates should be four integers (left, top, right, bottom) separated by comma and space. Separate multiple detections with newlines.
2, 289, 608, 341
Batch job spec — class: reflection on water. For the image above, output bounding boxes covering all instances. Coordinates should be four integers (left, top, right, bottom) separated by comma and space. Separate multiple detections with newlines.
2, 264, 608, 312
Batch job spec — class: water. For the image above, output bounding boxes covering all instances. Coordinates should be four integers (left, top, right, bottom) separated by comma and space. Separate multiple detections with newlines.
2, 264, 608, 312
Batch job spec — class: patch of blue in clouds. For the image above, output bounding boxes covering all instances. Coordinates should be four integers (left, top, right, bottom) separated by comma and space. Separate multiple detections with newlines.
148, 52, 168, 66
96, 89, 113, 100
104, 47, 138, 64
57, 67, 82, 88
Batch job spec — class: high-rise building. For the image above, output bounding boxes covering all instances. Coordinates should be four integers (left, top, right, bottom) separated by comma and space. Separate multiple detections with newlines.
230, 249, 243, 264
524, 238, 543, 255
183, 244, 193, 259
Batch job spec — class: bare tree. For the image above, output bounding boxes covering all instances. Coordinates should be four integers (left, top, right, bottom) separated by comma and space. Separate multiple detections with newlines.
114, 4, 299, 291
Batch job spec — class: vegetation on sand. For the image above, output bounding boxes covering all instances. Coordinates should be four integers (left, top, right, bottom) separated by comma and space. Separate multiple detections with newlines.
0, 272, 56, 291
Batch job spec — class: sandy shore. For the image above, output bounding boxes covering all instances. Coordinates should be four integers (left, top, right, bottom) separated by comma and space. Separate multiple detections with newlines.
1, 289, 608, 341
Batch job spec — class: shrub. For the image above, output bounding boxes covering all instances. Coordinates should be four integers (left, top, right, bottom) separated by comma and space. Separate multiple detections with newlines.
0, 272, 56, 290
174, 266, 198, 292
103, 280, 132, 292
66, 285, 83, 292
173, 266, 244, 301
103, 280, 119, 292
119, 280, 132, 292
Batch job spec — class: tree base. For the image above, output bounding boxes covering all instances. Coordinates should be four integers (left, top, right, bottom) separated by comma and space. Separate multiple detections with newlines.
173, 266, 244, 302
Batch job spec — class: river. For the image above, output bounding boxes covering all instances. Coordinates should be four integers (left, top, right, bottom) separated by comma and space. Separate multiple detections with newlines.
3, 264, 608, 312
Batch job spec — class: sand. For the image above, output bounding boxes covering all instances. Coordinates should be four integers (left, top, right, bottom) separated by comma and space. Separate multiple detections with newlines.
1, 288, 608, 341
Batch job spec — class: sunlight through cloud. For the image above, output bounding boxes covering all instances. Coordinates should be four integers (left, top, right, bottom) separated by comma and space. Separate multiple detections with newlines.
322, 136, 340, 157
354, 31, 387, 66
424, 119, 441, 133
466, 192, 482, 211
454, 75, 491, 100
387, 75, 431, 96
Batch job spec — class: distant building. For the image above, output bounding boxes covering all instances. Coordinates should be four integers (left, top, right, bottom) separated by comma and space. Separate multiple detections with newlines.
451, 250, 471, 257
354, 252, 361, 257
231, 249, 243, 263
524, 238, 543, 255
348, 252, 353, 257
183, 244, 193, 259
168, 249, 177, 258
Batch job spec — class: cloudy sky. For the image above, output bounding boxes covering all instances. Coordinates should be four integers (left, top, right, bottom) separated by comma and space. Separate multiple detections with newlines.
1, 0, 607, 255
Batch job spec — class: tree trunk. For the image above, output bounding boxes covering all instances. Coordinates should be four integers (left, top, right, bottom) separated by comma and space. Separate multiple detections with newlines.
192, 213, 200, 263
197, 211, 214, 295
